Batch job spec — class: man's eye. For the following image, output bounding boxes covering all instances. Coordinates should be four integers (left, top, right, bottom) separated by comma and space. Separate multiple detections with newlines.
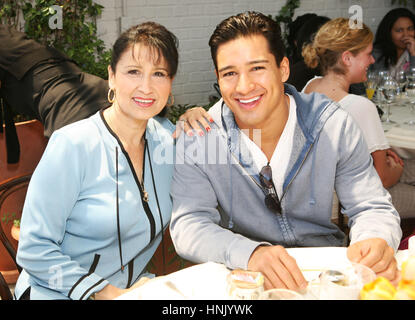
252, 66, 265, 71
223, 71, 235, 77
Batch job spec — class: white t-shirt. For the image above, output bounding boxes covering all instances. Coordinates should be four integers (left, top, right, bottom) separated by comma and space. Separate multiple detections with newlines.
302, 77, 389, 154
240, 94, 297, 198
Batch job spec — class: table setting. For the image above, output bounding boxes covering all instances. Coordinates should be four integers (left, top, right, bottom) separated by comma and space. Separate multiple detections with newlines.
115, 245, 414, 300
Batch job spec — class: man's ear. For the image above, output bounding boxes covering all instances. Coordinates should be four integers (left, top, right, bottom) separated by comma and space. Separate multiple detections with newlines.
280, 57, 290, 83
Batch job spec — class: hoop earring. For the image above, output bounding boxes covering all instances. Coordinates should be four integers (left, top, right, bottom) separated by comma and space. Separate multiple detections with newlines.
108, 88, 116, 104
167, 93, 174, 107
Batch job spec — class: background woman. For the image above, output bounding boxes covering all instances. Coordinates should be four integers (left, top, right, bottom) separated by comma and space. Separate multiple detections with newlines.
302, 18, 415, 229
372, 8, 415, 77
14, 21, 210, 300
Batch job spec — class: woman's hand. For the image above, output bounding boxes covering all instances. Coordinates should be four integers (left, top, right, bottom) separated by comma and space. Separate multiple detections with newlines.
403, 36, 415, 56
94, 276, 154, 300
172, 107, 214, 139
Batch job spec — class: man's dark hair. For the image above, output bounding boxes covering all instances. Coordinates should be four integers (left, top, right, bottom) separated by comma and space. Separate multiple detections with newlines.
208, 11, 285, 70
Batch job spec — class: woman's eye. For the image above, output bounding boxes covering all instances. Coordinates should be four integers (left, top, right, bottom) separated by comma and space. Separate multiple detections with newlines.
154, 71, 167, 77
128, 70, 140, 75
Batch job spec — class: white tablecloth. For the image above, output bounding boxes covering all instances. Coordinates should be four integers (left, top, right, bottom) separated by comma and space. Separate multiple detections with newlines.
381, 97, 415, 159
115, 247, 409, 300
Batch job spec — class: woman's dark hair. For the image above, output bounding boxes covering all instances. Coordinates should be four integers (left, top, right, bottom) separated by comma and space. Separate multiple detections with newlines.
295, 16, 330, 60
110, 21, 179, 78
287, 13, 317, 63
209, 11, 285, 70
374, 8, 415, 68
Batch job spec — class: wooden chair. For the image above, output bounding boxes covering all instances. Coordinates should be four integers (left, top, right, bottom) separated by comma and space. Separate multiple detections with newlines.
0, 270, 13, 300
0, 174, 31, 300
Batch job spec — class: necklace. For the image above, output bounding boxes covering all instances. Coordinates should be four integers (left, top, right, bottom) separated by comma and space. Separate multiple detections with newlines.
141, 138, 149, 202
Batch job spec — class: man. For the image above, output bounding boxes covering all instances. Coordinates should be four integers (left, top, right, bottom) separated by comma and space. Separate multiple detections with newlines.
170, 12, 402, 291
0, 24, 109, 163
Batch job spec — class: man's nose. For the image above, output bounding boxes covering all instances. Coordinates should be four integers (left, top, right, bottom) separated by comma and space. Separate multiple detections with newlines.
236, 73, 254, 95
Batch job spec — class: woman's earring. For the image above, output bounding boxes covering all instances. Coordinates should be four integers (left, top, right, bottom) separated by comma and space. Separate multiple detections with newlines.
167, 93, 174, 107
108, 88, 116, 103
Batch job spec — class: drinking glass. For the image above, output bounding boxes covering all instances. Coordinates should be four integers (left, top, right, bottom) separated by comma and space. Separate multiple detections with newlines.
395, 70, 407, 98
381, 75, 398, 124
405, 78, 415, 126
365, 71, 377, 100
318, 263, 376, 300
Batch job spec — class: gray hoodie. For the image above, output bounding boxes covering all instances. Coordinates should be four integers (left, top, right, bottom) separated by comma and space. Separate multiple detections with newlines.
170, 84, 401, 270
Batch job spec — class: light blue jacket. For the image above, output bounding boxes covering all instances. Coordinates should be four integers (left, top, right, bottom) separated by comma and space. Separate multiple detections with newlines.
170, 84, 402, 271
15, 110, 175, 299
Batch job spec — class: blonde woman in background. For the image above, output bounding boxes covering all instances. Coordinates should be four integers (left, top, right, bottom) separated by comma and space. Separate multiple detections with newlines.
302, 18, 415, 225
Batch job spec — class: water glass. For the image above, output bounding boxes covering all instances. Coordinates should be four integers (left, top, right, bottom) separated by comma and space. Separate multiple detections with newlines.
395, 70, 407, 97
405, 79, 415, 126
381, 76, 398, 124
318, 263, 376, 300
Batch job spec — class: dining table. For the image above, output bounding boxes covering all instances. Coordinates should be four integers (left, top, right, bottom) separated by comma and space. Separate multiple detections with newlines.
115, 247, 410, 300
381, 95, 415, 159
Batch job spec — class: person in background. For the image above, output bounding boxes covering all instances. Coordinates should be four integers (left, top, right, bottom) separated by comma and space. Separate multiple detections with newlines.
302, 18, 415, 227
14, 21, 210, 300
170, 12, 402, 292
286, 13, 317, 65
371, 8, 415, 77
286, 15, 330, 91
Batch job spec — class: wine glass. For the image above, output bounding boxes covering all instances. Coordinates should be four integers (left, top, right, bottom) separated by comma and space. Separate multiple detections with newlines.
405, 76, 415, 126
365, 71, 377, 100
395, 70, 407, 98
381, 75, 398, 124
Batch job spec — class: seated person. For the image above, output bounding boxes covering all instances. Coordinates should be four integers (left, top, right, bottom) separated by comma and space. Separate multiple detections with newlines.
286, 15, 330, 91
14, 22, 210, 300
302, 18, 415, 227
170, 12, 402, 291
371, 8, 415, 77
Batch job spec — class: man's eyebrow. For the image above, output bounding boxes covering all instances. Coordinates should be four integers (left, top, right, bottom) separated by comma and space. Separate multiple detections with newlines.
218, 59, 270, 73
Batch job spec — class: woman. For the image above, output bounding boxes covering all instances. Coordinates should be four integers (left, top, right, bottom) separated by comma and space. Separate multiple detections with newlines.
372, 8, 415, 77
302, 18, 415, 222
14, 22, 211, 300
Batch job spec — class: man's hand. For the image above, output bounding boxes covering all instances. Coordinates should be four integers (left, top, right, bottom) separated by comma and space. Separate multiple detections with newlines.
347, 238, 398, 282
247, 245, 307, 291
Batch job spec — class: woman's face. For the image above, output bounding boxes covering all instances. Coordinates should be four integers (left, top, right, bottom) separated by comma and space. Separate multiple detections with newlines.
348, 43, 375, 83
108, 43, 173, 122
391, 17, 415, 51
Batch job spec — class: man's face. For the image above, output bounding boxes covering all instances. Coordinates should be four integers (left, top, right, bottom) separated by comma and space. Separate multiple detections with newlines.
216, 35, 289, 130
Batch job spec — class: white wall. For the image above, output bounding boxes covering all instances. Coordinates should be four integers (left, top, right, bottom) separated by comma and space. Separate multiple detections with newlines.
95, 0, 402, 106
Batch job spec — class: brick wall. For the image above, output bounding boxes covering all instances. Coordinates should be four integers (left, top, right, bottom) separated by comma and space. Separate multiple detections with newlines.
95, 0, 402, 106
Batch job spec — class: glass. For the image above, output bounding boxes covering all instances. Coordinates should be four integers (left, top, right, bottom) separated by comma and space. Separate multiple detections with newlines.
375, 70, 389, 112
380, 75, 398, 124
226, 270, 264, 300
395, 70, 407, 98
365, 71, 377, 100
259, 288, 304, 300
405, 76, 415, 126
318, 263, 376, 300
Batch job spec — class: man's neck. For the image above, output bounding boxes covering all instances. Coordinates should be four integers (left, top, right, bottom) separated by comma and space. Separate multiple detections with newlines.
238, 94, 290, 161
